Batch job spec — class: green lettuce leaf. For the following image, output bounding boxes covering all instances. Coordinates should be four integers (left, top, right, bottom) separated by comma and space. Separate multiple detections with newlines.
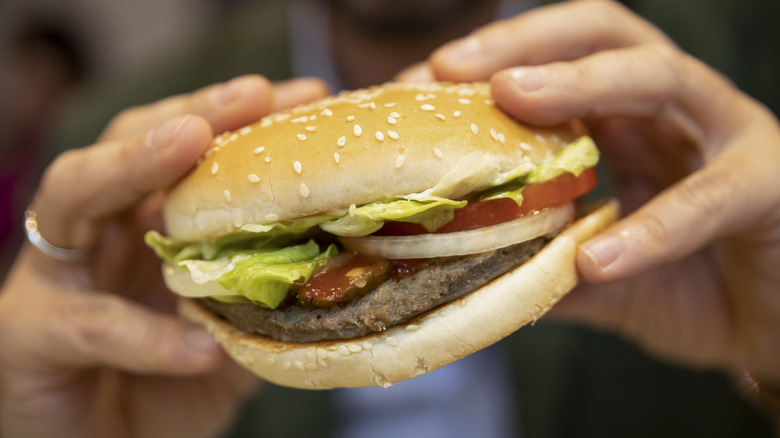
217, 241, 338, 308
480, 136, 600, 206
177, 240, 337, 309
319, 196, 467, 236
526, 136, 599, 184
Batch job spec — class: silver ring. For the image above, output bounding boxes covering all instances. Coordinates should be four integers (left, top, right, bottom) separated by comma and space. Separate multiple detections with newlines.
24, 208, 89, 262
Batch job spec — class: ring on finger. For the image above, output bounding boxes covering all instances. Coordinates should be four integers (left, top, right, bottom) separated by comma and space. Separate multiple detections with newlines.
24, 208, 90, 262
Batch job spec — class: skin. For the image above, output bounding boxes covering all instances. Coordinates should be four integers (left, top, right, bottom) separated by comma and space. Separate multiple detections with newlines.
2, 1, 779, 436
0, 75, 330, 438
399, 0, 780, 388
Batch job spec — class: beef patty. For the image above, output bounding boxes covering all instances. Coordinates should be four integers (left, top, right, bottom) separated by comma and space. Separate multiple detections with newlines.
197, 236, 547, 342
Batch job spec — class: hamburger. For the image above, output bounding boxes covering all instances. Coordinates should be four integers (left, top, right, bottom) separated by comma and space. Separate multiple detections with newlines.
146, 82, 618, 389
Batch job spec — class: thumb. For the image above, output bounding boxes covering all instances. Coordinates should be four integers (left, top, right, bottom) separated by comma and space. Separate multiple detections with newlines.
21, 290, 225, 375
576, 150, 768, 282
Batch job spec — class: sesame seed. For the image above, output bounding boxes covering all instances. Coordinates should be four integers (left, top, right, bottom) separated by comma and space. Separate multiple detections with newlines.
395, 155, 405, 168
337, 136, 346, 147
264, 156, 272, 163
297, 133, 307, 141
253, 146, 265, 154
300, 183, 310, 198
433, 147, 443, 158
293, 161, 302, 174
248, 174, 260, 183
435, 113, 446, 121
305, 126, 316, 132
223, 190, 232, 202
229, 133, 238, 142
485, 99, 494, 105
346, 115, 355, 122
291, 116, 308, 123
349, 204, 357, 217
384, 102, 397, 108
265, 213, 279, 221
322, 108, 333, 117
387, 130, 399, 140
387, 116, 397, 125
421, 104, 435, 111
334, 152, 340, 163
471, 123, 479, 135
490, 128, 499, 142
390, 112, 400, 118
353, 124, 362, 137
458, 98, 471, 105
375, 131, 385, 141
240, 126, 252, 135
415, 93, 436, 101
211, 162, 219, 175
520, 142, 532, 151
453, 110, 462, 118
260, 118, 272, 127
498, 132, 506, 144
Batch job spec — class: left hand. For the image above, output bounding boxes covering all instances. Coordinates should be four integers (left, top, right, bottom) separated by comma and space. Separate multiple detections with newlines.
399, 0, 780, 388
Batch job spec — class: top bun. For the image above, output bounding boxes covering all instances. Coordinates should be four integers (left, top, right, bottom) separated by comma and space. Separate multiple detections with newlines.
164, 82, 582, 241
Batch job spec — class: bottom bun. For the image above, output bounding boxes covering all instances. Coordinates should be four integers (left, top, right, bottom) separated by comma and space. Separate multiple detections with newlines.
179, 199, 619, 390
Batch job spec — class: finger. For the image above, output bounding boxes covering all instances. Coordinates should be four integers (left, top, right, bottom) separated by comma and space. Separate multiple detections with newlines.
36, 114, 212, 249
577, 141, 780, 283
101, 75, 329, 142
430, 0, 670, 82
489, 43, 745, 146
100, 75, 273, 141
43, 293, 225, 374
271, 77, 330, 112
0, 250, 225, 374
394, 61, 436, 83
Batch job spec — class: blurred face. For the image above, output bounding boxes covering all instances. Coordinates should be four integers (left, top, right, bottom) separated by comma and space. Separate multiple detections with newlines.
329, 0, 474, 31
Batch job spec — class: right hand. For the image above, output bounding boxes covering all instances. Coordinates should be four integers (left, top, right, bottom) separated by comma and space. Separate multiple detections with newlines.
0, 75, 329, 438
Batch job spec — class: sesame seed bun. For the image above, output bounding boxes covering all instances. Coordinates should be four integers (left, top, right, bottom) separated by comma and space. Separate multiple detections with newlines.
179, 200, 619, 389
164, 82, 581, 241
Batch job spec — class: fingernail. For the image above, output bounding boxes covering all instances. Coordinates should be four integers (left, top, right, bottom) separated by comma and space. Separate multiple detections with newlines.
580, 234, 623, 269
439, 36, 481, 62
184, 325, 219, 353
146, 115, 190, 150
215, 76, 248, 105
508, 67, 549, 92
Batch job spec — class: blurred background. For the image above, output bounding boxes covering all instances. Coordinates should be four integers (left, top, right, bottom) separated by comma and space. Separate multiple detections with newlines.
0, 0, 778, 436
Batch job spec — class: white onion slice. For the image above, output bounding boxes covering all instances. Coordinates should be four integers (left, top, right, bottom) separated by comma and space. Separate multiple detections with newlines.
338, 202, 575, 259
162, 263, 235, 298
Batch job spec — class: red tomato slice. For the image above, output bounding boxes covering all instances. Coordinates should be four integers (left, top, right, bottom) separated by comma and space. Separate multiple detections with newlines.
377, 167, 597, 236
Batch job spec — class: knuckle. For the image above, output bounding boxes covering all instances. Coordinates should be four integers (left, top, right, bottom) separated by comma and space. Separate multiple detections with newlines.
635, 210, 673, 250
678, 174, 727, 221
54, 294, 124, 355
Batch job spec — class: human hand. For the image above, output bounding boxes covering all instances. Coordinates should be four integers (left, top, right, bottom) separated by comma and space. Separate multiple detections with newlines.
0, 75, 329, 438
406, 1, 780, 388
